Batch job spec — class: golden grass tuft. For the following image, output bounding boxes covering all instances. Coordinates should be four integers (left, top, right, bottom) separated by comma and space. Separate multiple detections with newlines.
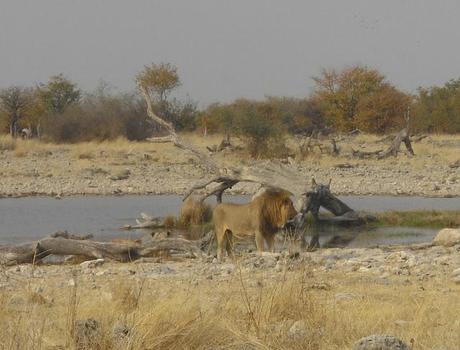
179, 197, 213, 227
0, 266, 459, 349
163, 215, 177, 229
0, 134, 16, 151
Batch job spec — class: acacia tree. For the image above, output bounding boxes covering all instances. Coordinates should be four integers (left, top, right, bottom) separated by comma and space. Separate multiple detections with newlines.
313, 65, 410, 132
136, 62, 192, 130
38, 74, 81, 114
136, 63, 181, 104
0, 86, 32, 137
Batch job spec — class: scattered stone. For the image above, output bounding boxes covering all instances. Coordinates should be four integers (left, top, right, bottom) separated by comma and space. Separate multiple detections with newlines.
335, 163, 354, 169
449, 159, 460, 168
335, 292, 360, 301
113, 323, 131, 343
158, 266, 175, 274
80, 259, 105, 269
74, 318, 101, 350
353, 335, 410, 350
288, 320, 309, 339
452, 268, 460, 277
110, 169, 130, 181
394, 320, 413, 327
433, 228, 460, 247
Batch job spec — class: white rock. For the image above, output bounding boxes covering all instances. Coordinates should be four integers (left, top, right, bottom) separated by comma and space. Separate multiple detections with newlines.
335, 292, 359, 301
433, 228, 460, 247
80, 258, 105, 269
288, 320, 309, 339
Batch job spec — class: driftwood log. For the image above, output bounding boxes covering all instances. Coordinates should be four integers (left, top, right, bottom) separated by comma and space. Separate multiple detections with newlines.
121, 213, 166, 230
0, 231, 203, 266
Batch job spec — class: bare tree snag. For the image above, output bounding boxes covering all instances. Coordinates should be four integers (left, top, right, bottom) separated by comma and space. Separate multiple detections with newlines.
206, 135, 233, 153
378, 128, 414, 159
352, 129, 415, 159
331, 138, 340, 155
0, 233, 204, 266
295, 179, 376, 249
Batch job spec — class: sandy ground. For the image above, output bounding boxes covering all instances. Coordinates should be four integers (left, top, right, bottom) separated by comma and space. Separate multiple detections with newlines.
0, 133, 459, 198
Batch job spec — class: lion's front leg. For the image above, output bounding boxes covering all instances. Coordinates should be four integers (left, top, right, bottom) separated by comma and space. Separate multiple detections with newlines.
225, 231, 235, 260
265, 234, 275, 253
216, 229, 226, 262
255, 231, 265, 253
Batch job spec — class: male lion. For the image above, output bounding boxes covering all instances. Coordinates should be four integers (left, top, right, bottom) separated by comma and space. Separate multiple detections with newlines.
212, 188, 297, 261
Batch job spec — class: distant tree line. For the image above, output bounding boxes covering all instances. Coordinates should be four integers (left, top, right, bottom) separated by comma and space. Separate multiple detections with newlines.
1, 64, 459, 146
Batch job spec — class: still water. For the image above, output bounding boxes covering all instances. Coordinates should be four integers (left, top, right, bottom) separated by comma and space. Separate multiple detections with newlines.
0, 195, 458, 246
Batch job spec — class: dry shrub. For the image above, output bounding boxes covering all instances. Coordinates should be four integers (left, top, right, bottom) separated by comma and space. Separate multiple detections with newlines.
179, 197, 212, 226
0, 134, 16, 151
42, 94, 153, 143
163, 215, 177, 229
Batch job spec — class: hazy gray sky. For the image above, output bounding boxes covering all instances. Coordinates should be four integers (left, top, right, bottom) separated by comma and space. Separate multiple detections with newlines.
1, 0, 460, 105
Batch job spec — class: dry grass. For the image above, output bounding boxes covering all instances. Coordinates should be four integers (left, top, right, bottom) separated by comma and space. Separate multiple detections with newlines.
0, 265, 458, 350
179, 197, 213, 227
1, 132, 459, 166
0, 134, 16, 151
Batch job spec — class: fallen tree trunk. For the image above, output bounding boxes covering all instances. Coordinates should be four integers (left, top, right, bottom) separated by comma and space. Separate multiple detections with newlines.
351, 148, 383, 159
0, 233, 203, 266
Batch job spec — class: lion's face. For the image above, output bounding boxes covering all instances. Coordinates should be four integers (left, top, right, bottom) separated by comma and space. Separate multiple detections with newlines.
279, 197, 298, 225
